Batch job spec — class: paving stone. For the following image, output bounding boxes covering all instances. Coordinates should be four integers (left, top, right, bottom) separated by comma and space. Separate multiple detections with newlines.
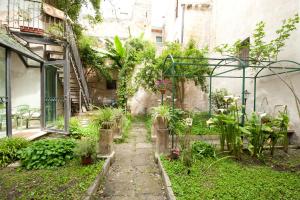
97, 122, 166, 199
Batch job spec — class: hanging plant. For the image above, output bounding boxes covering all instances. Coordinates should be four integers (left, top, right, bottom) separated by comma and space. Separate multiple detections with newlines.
156, 79, 170, 94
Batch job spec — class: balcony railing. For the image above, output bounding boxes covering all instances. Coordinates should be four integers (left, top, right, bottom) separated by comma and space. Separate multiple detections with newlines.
0, 0, 64, 36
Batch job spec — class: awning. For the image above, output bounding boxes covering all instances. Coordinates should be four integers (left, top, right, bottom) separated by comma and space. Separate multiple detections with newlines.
43, 3, 65, 20
0, 30, 44, 63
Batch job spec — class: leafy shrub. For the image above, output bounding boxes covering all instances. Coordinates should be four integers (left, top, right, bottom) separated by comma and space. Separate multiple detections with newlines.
192, 141, 216, 159
74, 138, 96, 158
211, 88, 230, 111
19, 139, 76, 169
69, 117, 83, 139
0, 137, 29, 167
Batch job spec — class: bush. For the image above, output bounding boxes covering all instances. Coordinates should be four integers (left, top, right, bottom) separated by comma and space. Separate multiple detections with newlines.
74, 138, 96, 158
19, 139, 76, 169
192, 141, 216, 159
69, 117, 83, 139
0, 137, 29, 167
93, 108, 114, 129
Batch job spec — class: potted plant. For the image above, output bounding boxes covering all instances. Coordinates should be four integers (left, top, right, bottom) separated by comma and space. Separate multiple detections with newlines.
74, 138, 96, 165
156, 79, 170, 94
151, 105, 171, 129
93, 108, 115, 155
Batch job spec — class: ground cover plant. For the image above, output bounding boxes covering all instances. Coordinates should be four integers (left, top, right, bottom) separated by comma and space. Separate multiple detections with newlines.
161, 151, 300, 200
19, 139, 76, 169
0, 137, 29, 167
191, 112, 220, 135
0, 159, 105, 199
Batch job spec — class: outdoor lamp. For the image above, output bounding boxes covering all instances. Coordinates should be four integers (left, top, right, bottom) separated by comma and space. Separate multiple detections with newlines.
244, 90, 250, 102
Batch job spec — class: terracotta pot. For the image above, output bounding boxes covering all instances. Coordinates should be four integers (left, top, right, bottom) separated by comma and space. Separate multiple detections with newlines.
160, 89, 166, 94
81, 155, 93, 165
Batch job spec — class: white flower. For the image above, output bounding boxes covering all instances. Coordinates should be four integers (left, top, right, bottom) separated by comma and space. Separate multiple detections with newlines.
185, 118, 193, 126
206, 118, 214, 126
218, 109, 225, 113
260, 113, 267, 118
233, 96, 240, 101
224, 95, 234, 102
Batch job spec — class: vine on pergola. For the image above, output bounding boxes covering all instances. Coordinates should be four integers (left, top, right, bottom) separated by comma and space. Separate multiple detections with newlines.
137, 39, 210, 109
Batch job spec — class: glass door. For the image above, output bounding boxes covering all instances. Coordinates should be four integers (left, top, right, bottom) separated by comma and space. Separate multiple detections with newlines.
44, 65, 65, 131
0, 47, 7, 138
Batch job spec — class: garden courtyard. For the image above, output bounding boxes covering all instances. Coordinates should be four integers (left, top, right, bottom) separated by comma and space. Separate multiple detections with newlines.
1, 0, 300, 200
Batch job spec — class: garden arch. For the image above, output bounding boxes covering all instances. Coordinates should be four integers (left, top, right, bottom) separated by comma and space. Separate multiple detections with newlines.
161, 54, 300, 147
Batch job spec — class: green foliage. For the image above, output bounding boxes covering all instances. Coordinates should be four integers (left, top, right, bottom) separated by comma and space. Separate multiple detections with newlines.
211, 88, 230, 111
120, 114, 132, 142
137, 39, 210, 108
74, 138, 96, 158
101, 35, 156, 109
0, 137, 29, 167
69, 117, 83, 139
192, 141, 216, 159
191, 112, 220, 135
19, 139, 76, 170
93, 107, 115, 128
161, 156, 300, 200
211, 97, 247, 159
78, 34, 110, 80
215, 14, 300, 62
0, 159, 105, 199
151, 105, 172, 123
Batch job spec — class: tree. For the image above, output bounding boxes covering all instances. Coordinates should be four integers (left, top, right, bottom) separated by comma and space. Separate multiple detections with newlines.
136, 39, 210, 109
100, 35, 156, 110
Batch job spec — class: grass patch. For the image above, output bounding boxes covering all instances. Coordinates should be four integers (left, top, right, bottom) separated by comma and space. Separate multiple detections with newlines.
161, 155, 300, 200
0, 159, 105, 199
192, 112, 220, 135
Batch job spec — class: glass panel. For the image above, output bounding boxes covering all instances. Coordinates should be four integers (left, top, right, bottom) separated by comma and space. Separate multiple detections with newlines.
11, 52, 41, 136
45, 65, 65, 131
0, 47, 7, 138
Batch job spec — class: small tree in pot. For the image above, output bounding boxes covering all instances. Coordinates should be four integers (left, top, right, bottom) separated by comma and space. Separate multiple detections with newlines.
74, 138, 97, 165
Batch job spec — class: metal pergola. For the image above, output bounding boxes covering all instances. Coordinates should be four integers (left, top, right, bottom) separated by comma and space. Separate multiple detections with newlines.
161, 54, 300, 148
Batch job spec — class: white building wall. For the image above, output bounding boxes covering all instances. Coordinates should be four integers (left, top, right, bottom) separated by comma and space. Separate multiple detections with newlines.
11, 52, 41, 112
211, 0, 300, 142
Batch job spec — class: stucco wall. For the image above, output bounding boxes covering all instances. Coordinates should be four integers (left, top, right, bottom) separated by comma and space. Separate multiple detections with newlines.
211, 0, 300, 142
11, 52, 41, 112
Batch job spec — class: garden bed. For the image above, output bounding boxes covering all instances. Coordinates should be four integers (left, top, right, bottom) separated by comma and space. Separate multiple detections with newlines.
161, 149, 300, 200
0, 159, 105, 199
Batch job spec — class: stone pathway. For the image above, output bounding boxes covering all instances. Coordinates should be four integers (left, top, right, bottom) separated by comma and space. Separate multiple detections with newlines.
95, 122, 166, 200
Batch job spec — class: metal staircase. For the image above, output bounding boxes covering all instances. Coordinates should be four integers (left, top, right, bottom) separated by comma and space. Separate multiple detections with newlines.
65, 23, 91, 112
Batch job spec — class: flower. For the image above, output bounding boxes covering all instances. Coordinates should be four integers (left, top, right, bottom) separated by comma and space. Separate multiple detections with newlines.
224, 95, 234, 102
206, 118, 214, 126
233, 96, 240, 101
260, 113, 267, 118
185, 117, 193, 126
217, 108, 226, 113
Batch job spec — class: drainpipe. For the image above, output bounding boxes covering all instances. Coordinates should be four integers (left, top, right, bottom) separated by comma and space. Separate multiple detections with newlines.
181, 4, 185, 44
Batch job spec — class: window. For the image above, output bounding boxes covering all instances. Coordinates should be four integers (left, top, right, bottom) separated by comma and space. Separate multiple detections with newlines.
156, 36, 163, 43
106, 80, 117, 90
239, 37, 250, 65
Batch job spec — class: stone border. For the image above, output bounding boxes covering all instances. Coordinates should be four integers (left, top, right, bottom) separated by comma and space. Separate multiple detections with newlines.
154, 153, 176, 200
84, 151, 115, 200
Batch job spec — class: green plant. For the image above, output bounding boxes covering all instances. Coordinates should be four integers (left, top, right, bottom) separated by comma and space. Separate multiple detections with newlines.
192, 141, 216, 159
211, 96, 248, 159
69, 117, 83, 139
93, 107, 115, 129
19, 139, 75, 169
74, 138, 96, 158
137, 39, 210, 109
0, 137, 29, 167
151, 105, 172, 124
211, 88, 230, 111
191, 112, 220, 135
270, 108, 289, 155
